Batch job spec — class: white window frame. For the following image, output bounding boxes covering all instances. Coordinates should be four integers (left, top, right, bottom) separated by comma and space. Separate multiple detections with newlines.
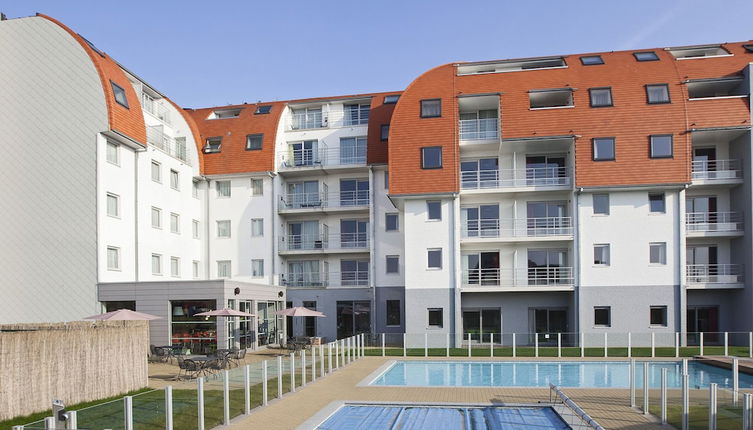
251, 179, 263, 196
427, 248, 442, 269
192, 260, 200, 278
151, 160, 161, 183
151, 207, 162, 229
593, 194, 610, 216
151, 253, 162, 275
192, 220, 200, 239
170, 256, 180, 277
106, 141, 120, 166
386, 255, 400, 274
252, 259, 264, 277
217, 260, 231, 278
217, 220, 231, 238
216, 180, 231, 198
106, 246, 120, 271
385, 213, 399, 231
251, 218, 264, 237
106, 193, 120, 218
649, 242, 667, 265
170, 213, 180, 234
170, 169, 180, 190
192, 180, 200, 199
594, 244, 610, 266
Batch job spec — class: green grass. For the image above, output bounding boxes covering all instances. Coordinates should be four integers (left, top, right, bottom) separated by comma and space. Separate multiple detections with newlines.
649, 403, 744, 430
364, 346, 753, 358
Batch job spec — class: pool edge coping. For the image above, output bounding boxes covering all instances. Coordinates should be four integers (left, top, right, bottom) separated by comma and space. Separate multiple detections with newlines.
355, 359, 397, 387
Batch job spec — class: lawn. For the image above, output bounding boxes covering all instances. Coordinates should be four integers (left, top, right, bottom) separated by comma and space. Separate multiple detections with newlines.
364, 346, 752, 358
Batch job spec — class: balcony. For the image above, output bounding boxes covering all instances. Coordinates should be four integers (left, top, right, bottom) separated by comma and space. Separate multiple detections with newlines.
461, 267, 574, 290
278, 144, 367, 174
141, 92, 171, 125
460, 167, 571, 193
691, 160, 742, 186
278, 233, 369, 255
146, 125, 190, 165
459, 119, 498, 141
686, 212, 744, 237
278, 191, 369, 214
280, 271, 369, 288
686, 264, 743, 288
461, 217, 573, 242
289, 107, 370, 130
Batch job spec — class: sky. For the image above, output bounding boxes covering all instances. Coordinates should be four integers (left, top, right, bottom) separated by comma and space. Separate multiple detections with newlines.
4, 0, 753, 108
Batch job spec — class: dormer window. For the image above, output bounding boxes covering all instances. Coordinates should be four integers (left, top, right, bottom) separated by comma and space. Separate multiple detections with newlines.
529, 89, 573, 109
580, 55, 604, 65
744, 44, 753, 53
255, 105, 272, 114
204, 137, 222, 153
633, 51, 659, 62
207, 108, 242, 120
687, 77, 746, 99
384, 95, 400, 104
457, 57, 566, 75
668, 45, 730, 59
110, 81, 129, 109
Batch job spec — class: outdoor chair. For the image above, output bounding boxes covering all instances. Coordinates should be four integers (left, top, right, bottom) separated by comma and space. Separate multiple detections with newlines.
181, 358, 202, 380
204, 358, 224, 377
229, 348, 246, 367
148, 346, 169, 363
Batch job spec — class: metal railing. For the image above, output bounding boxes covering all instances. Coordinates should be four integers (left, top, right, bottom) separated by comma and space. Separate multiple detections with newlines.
549, 384, 605, 430
290, 108, 370, 130
461, 217, 573, 238
290, 110, 325, 129
686, 211, 743, 233
141, 92, 172, 125
459, 118, 499, 140
461, 167, 571, 189
280, 233, 369, 251
279, 145, 367, 169
691, 159, 742, 181
146, 126, 189, 164
279, 191, 370, 210
280, 271, 369, 288
461, 267, 574, 287
686, 264, 743, 284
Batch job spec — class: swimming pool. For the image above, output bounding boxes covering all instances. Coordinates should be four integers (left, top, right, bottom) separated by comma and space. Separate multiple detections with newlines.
368, 360, 753, 389
315, 405, 570, 430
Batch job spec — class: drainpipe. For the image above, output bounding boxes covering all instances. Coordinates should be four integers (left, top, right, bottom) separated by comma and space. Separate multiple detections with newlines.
205, 177, 211, 278
134, 149, 140, 282
269, 171, 277, 284
574, 187, 582, 334
369, 166, 376, 334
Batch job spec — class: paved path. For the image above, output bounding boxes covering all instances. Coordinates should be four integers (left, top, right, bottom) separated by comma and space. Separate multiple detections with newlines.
225, 356, 667, 430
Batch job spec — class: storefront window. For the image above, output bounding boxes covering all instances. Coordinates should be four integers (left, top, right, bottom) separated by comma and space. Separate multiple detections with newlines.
257, 301, 279, 346
238, 300, 256, 349
171, 300, 217, 354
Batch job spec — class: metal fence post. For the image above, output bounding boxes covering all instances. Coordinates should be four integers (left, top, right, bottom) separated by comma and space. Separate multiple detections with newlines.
290, 353, 296, 392
311, 348, 316, 381
700, 332, 705, 356
709, 382, 717, 430
301, 350, 307, 386
446, 333, 450, 357
491, 333, 495, 357
124, 396, 133, 430
468, 333, 472, 357
44, 417, 55, 429
628, 332, 632, 358
630, 359, 636, 408
262, 360, 268, 406
682, 373, 689, 430
67, 410, 78, 430
244, 365, 251, 414
744, 393, 752, 430
734, 358, 740, 405
683, 358, 688, 375
643, 362, 649, 414
512, 333, 516, 358
651, 332, 656, 358
197, 377, 205, 430
557, 333, 561, 358
675, 332, 680, 358
361, 333, 365, 357
724, 332, 729, 356
223, 370, 230, 425
604, 332, 608, 358
661, 368, 667, 425
580, 332, 585, 358
328, 343, 333, 373
750, 332, 752, 358
425, 333, 428, 357
382, 333, 385, 357
320, 344, 325, 376
534, 333, 539, 357
403, 333, 407, 357
277, 356, 283, 398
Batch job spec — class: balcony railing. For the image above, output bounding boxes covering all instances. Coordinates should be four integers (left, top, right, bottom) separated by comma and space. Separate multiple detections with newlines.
461, 217, 573, 239
141, 92, 171, 125
686, 212, 743, 233
686, 264, 743, 284
279, 145, 367, 169
291, 111, 325, 130
462, 267, 574, 287
280, 271, 369, 288
279, 232, 369, 251
461, 167, 571, 190
691, 159, 742, 181
146, 126, 189, 165
279, 191, 370, 210
459, 118, 499, 140
289, 108, 370, 130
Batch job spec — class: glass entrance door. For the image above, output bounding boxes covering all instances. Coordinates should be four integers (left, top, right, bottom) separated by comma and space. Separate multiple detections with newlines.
530, 308, 567, 344
462, 308, 501, 343
336, 301, 371, 339
687, 306, 719, 344
462, 252, 500, 285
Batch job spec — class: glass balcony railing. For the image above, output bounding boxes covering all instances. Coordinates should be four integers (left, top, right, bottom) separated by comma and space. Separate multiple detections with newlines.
461, 167, 571, 190
459, 118, 498, 140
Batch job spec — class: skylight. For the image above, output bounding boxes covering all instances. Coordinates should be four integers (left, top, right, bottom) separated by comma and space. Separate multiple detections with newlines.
207, 108, 242, 120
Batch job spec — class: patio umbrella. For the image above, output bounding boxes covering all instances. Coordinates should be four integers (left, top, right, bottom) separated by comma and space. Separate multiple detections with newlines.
84, 309, 161, 320
194, 308, 255, 318
274, 306, 326, 317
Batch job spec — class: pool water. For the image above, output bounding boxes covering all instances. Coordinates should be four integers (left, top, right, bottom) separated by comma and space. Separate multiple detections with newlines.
317, 405, 569, 430
369, 360, 753, 389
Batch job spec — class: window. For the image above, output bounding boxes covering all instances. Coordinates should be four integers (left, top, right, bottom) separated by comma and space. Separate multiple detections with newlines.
421, 146, 442, 169
170, 257, 180, 277
151, 207, 161, 229
246, 134, 263, 150
385, 213, 399, 231
216, 180, 231, 198
589, 88, 613, 107
529, 89, 574, 109
252, 259, 264, 277
380, 124, 390, 141
251, 179, 263, 196
427, 248, 442, 269
208, 108, 242, 119
217, 260, 231, 278
649, 193, 665, 213
428, 308, 443, 328
646, 84, 670, 104
192, 261, 199, 278
386, 300, 401, 326
594, 306, 611, 327
251, 218, 264, 237
593, 194, 609, 215
592, 137, 615, 161
384, 94, 400, 104
668, 45, 729, 59
427, 201, 441, 221
170, 169, 179, 190
204, 137, 222, 153
192, 220, 199, 239
170, 213, 180, 234
151, 161, 161, 182
107, 246, 120, 270
386, 255, 399, 274
594, 244, 610, 266
344, 103, 370, 125
634, 51, 659, 61
687, 78, 746, 98
384, 172, 389, 189
106, 141, 119, 165
217, 220, 231, 238
650, 306, 668, 327
255, 105, 272, 114
650, 242, 667, 265
650, 135, 673, 158
151, 254, 162, 275
110, 81, 129, 108
106, 193, 119, 217
420, 99, 441, 118
580, 55, 604, 65
192, 180, 199, 198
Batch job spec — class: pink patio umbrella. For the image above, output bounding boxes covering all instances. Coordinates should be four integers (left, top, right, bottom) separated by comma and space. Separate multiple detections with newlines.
84, 309, 161, 320
194, 308, 256, 349
275, 306, 327, 318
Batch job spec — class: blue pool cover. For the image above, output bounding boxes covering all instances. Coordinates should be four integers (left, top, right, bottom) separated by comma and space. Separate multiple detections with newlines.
317, 405, 570, 429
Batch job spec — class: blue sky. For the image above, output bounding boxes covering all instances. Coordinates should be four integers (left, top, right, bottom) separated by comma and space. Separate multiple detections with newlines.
5, 1, 753, 107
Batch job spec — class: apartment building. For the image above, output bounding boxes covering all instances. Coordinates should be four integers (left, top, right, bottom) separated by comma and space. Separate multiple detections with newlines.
2, 13, 752, 348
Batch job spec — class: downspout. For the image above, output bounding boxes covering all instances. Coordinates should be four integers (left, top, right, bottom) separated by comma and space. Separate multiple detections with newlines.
574, 187, 582, 335
369, 166, 377, 335
205, 177, 211, 278
134, 149, 140, 282
268, 171, 277, 285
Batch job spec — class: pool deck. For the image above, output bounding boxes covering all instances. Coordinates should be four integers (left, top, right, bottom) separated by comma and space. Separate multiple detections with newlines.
225, 356, 667, 430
